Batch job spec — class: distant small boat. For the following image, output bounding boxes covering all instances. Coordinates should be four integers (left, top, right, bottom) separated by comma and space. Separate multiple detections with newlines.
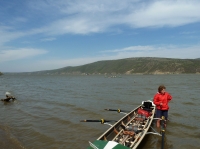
81, 100, 164, 149
104, 75, 122, 78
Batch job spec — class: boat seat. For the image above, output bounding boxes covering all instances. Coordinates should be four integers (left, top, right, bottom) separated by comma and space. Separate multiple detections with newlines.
119, 133, 131, 144
112, 129, 124, 141
142, 101, 153, 112
123, 131, 135, 136
143, 101, 152, 108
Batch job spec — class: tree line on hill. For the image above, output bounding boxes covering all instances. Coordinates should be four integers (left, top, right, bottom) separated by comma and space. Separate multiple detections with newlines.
28, 57, 200, 75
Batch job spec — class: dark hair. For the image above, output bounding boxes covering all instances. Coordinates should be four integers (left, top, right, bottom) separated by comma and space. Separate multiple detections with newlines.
158, 85, 166, 93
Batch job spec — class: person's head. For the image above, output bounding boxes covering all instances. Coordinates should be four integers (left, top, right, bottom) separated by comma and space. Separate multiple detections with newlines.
158, 85, 166, 94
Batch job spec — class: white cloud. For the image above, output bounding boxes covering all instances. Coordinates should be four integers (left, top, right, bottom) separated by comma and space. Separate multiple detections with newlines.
1, 0, 200, 41
0, 48, 48, 62
126, 1, 200, 28
20, 0, 200, 35
40, 37, 56, 42
101, 46, 157, 53
42, 0, 200, 34
0, 26, 25, 46
100, 45, 200, 59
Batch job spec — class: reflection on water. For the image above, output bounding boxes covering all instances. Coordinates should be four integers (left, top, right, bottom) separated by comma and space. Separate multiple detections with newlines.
0, 74, 200, 149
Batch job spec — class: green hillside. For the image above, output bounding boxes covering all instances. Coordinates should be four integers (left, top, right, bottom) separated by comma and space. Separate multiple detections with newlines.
32, 57, 200, 75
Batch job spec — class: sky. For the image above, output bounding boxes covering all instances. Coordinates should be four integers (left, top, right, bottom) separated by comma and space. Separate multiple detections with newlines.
0, 0, 200, 72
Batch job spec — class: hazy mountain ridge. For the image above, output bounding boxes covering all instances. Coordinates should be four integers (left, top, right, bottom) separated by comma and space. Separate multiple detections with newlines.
22, 57, 200, 75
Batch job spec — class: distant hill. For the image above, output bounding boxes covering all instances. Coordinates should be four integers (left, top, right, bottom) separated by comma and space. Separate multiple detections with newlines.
26, 57, 200, 75
0, 72, 3, 75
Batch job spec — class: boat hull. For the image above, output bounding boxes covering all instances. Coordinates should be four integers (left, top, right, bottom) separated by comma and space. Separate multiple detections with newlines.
88, 101, 155, 149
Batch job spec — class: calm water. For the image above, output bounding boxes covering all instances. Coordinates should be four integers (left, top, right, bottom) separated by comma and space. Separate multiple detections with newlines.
0, 74, 200, 149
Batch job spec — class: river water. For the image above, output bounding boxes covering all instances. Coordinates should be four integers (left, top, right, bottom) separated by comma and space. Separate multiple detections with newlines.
0, 74, 199, 149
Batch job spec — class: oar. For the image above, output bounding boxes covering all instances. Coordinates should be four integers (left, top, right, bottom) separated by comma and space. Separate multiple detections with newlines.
160, 116, 166, 149
80, 119, 117, 124
104, 109, 130, 113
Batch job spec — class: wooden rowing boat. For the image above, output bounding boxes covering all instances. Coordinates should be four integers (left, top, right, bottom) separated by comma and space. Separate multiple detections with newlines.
83, 100, 159, 149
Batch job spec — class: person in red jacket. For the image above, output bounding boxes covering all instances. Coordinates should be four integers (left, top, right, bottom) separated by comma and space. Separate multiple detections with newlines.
153, 85, 172, 128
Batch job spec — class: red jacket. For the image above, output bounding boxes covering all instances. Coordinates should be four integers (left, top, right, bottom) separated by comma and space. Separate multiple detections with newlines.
153, 92, 172, 110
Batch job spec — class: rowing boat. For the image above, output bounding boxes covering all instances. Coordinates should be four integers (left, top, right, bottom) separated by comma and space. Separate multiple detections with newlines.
82, 100, 161, 149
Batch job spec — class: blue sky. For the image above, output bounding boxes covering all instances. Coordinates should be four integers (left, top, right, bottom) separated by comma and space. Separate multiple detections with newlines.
0, 0, 200, 72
